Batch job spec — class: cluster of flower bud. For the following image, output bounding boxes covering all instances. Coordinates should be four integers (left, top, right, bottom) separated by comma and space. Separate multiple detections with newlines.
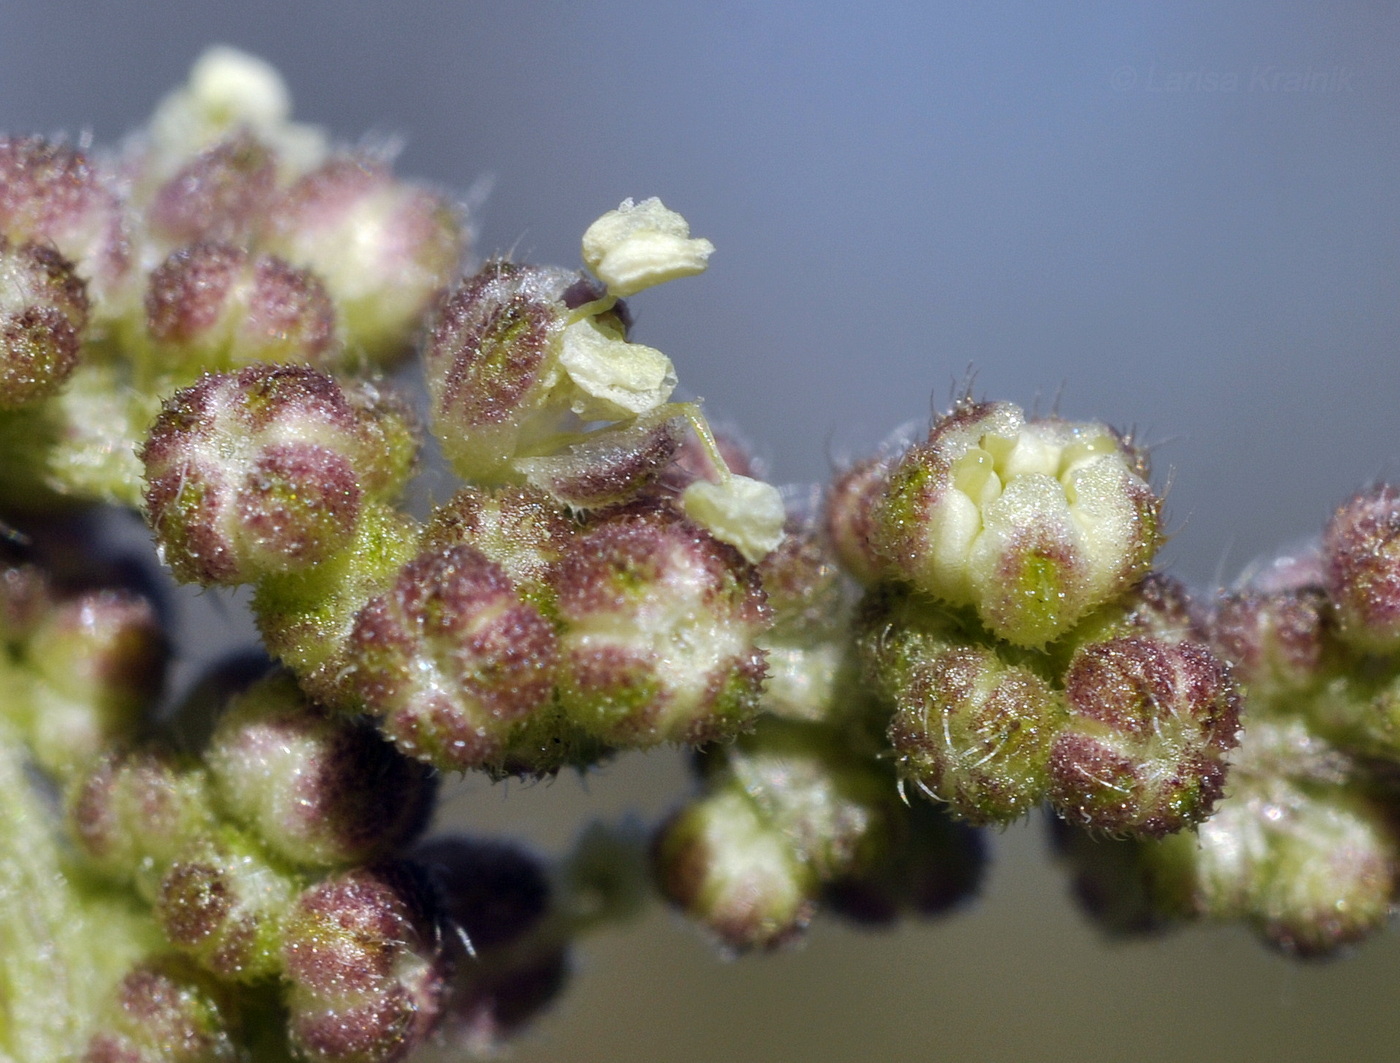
0, 47, 465, 509
829, 397, 1239, 839
1054, 484, 1400, 957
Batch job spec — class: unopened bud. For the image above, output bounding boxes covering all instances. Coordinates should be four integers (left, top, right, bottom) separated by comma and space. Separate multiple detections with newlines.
207, 672, 435, 867
84, 956, 242, 1063
551, 507, 769, 748
262, 155, 463, 361
281, 864, 448, 1063
143, 365, 412, 584
1209, 588, 1332, 699
824, 455, 895, 586
144, 244, 337, 374
875, 401, 1161, 647
147, 131, 277, 248
653, 787, 815, 953
0, 238, 89, 408
1048, 635, 1239, 836
347, 545, 558, 771
1324, 484, 1400, 654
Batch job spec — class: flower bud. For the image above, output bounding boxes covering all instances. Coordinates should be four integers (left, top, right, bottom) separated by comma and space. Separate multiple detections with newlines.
261, 155, 463, 361
281, 864, 448, 1063
83, 956, 242, 1063
887, 643, 1065, 824
26, 588, 168, 776
144, 244, 337, 374
1323, 484, 1400, 654
147, 131, 278, 248
551, 507, 769, 748
346, 545, 558, 771
67, 747, 217, 896
156, 826, 300, 982
1209, 588, 1332, 700
418, 837, 552, 954
420, 485, 576, 603
0, 136, 128, 302
422, 262, 588, 482
0, 562, 52, 646
143, 365, 412, 584
875, 401, 1161, 647
1049, 819, 1182, 937
0, 238, 89, 408
1048, 635, 1240, 837
653, 787, 816, 953
207, 672, 436, 867
824, 455, 894, 586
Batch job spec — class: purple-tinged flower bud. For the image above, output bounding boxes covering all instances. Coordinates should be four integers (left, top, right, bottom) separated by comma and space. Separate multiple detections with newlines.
0, 238, 89, 408
422, 262, 588, 483
207, 672, 435, 867
156, 826, 300, 982
25, 588, 167, 776
0, 136, 128, 301
147, 131, 278, 248
551, 507, 770, 748
875, 401, 1162, 648
67, 747, 217, 896
514, 407, 687, 510
281, 864, 448, 1063
144, 243, 337, 374
1049, 819, 1183, 937
1209, 588, 1332, 700
83, 955, 243, 1063
1323, 484, 1400, 654
653, 787, 816, 953
142, 365, 411, 584
824, 455, 894, 586
261, 155, 463, 362
1048, 635, 1240, 837
347, 545, 558, 771
420, 485, 577, 604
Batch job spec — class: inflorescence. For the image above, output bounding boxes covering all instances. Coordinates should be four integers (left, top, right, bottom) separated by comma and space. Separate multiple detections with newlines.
2, 47, 1400, 1063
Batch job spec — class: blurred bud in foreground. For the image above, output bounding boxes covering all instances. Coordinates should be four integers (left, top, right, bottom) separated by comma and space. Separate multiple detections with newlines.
83, 955, 242, 1063
0, 238, 89, 409
874, 400, 1161, 648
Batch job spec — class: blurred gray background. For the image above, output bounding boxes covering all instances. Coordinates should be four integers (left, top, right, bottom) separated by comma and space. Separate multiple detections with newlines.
5, 3, 1400, 1061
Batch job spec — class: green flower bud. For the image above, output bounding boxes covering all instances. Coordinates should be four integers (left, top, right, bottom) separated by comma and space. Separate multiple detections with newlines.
653, 787, 816, 953
156, 826, 300, 982
144, 244, 337, 376
281, 864, 448, 1063
26, 588, 168, 777
67, 748, 217, 896
875, 401, 1161, 648
0, 238, 89, 409
83, 955, 243, 1063
143, 365, 413, 585
1323, 485, 1400, 654
261, 155, 463, 362
551, 506, 770, 748
1048, 635, 1239, 837
207, 672, 435, 867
